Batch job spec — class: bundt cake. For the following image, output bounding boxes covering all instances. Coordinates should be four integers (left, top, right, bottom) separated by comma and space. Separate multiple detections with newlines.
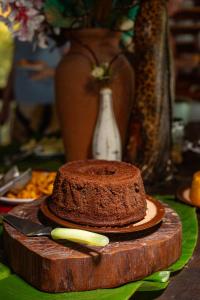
49, 160, 147, 227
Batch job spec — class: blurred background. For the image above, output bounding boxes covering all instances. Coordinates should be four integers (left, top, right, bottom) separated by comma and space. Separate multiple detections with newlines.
0, 4, 64, 170
170, 0, 200, 123
0, 0, 199, 168
0, 19, 14, 145
169, 0, 200, 166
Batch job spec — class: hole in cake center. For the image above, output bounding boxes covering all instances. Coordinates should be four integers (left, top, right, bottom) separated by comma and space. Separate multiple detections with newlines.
80, 166, 117, 176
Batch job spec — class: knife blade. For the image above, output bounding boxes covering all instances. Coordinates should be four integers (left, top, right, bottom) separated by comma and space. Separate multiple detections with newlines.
0, 169, 32, 196
0, 166, 20, 188
3, 214, 109, 247
3, 214, 52, 236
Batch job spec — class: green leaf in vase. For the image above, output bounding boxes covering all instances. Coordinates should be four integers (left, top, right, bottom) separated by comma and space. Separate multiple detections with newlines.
44, 0, 89, 28
44, 0, 66, 14
44, 1, 74, 27
128, 4, 140, 19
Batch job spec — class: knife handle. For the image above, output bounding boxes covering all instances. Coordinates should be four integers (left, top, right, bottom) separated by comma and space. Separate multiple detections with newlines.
51, 228, 109, 247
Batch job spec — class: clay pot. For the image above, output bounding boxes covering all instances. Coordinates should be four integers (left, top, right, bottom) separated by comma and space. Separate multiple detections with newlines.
55, 28, 134, 161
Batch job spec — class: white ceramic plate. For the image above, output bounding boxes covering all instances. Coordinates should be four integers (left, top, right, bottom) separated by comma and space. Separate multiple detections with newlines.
0, 196, 36, 205
0, 173, 35, 204
177, 186, 200, 208
0, 171, 56, 205
34, 148, 63, 158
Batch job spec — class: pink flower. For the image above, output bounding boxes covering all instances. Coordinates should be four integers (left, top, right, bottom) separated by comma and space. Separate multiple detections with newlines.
1, 0, 48, 47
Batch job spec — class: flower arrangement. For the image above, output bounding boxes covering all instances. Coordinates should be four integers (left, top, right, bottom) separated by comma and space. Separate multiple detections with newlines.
0, 1, 47, 47
91, 63, 110, 81
0, 0, 140, 48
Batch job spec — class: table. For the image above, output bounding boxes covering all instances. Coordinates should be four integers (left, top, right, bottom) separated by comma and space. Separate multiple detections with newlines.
135, 150, 200, 300
0, 147, 199, 300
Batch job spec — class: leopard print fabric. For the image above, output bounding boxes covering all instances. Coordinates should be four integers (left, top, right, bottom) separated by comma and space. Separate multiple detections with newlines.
125, 0, 173, 183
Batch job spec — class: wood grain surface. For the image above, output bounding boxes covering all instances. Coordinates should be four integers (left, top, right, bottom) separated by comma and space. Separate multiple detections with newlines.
3, 200, 182, 293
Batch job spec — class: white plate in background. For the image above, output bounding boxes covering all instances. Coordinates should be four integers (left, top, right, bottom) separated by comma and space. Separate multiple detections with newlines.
0, 196, 36, 205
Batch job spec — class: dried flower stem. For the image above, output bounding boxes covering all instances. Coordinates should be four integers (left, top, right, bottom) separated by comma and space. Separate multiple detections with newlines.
72, 37, 100, 66
72, 36, 124, 83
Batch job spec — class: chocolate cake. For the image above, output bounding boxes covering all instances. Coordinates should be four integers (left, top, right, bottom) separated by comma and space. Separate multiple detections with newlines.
49, 160, 147, 227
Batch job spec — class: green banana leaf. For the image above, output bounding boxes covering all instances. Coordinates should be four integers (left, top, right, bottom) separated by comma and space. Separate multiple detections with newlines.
162, 198, 198, 272
137, 281, 169, 292
0, 263, 11, 280
0, 196, 197, 300
0, 275, 143, 300
143, 271, 170, 283
136, 196, 198, 293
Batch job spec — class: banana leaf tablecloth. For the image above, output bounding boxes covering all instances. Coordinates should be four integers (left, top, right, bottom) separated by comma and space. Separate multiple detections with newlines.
0, 196, 198, 300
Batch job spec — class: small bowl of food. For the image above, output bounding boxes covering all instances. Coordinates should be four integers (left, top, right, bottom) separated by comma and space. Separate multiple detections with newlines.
176, 171, 200, 208
0, 171, 56, 204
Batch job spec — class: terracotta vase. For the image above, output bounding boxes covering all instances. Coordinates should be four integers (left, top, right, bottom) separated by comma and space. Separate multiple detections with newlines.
55, 28, 134, 161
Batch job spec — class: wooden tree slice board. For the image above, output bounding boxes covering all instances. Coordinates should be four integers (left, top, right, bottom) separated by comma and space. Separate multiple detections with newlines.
3, 200, 182, 293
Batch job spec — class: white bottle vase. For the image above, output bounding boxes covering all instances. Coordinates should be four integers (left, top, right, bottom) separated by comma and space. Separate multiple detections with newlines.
92, 87, 122, 161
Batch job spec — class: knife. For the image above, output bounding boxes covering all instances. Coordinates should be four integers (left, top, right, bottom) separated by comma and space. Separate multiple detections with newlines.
0, 169, 32, 197
3, 214, 109, 247
0, 166, 20, 188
